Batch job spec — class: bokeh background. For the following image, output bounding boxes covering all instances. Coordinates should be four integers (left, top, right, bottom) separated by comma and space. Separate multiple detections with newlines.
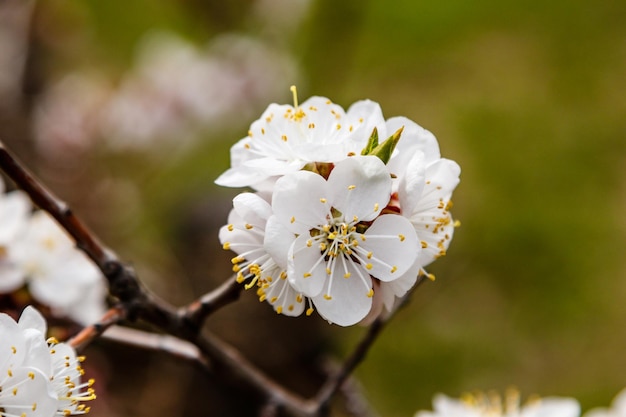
1, 0, 625, 416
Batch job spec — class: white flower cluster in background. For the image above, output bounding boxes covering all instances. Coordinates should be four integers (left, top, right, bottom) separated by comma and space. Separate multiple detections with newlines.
218, 88, 461, 326
0, 306, 95, 416
415, 391, 580, 417
33, 32, 299, 155
0, 177, 106, 324
415, 389, 626, 417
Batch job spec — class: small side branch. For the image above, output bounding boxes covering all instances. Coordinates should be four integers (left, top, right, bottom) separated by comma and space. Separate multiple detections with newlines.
179, 275, 245, 329
68, 306, 127, 352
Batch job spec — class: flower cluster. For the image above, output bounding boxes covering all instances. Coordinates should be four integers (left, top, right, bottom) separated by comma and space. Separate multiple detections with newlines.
415, 391, 580, 417
0, 178, 106, 324
585, 389, 626, 417
218, 88, 460, 326
0, 306, 95, 416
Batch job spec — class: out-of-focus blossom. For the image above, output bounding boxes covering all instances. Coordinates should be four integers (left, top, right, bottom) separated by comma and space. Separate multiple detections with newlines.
585, 389, 626, 417
33, 73, 110, 157
415, 391, 580, 417
34, 31, 299, 154
11, 211, 106, 325
0, 176, 32, 292
1, 306, 96, 416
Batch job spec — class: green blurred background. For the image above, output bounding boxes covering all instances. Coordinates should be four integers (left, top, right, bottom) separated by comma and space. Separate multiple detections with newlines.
2, 0, 625, 415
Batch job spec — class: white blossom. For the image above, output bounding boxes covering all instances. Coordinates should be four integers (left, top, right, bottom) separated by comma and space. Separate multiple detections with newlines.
415, 391, 580, 417
265, 156, 419, 326
0, 306, 95, 416
585, 389, 626, 417
0, 177, 31, 292
215, 91, 385, 191
219, 192, 306, 316
11, 211, 106, 325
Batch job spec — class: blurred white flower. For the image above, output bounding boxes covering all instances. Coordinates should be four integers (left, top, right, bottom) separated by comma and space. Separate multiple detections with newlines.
0, 177, 31, 292
0, 306, 96, 416
12, 211, 106, 325
415, 391, 580, 417
585, 389, 626, 417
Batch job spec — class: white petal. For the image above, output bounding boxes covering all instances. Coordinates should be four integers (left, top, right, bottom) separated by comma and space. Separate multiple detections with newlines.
522, 397, 580, 417
264, 215, 295, 269
232, 192, 272, 225
386, 116, 441, 165
272, 170, 329, 235
327, 156, 391, 221
1, 367, 57, 417
288, 234, 326, 297
0, 191, 32, 243
312, 261, 373, 326
360, 214, 419, 282
0, 263, 26, 292
18, 306, 47, 335
398, 150, 426, 215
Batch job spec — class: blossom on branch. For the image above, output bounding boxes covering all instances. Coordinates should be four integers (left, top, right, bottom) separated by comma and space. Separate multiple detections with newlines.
415, 391, 580, 417
0, 306, 96, 416
0, 178, 106, 325
217, 88, 460, 325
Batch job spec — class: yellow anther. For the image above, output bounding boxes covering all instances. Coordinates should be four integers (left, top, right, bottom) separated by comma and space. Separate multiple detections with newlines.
13, 388, 17, 395
261, 128, 266, 135
227, 224, 234, 232
325, 268, 331, 275
367, 289, 374, 298
270, 296, 278, 304
303, 272, 312, 278
320, 198, 327, 203
32, 403, 37, 411
308, 123, 316, 129
28, 372, 35, 380
427, 273, 436, 281
244, 143, 251, 149
366, 263, 373, 270
281, 134, 288, 142
231, 256, 244, 264
259, 294, 267, 302
309, 106, 318, 111
390, 266, 398, 273
280, 271, 287, 280
245, 223, 253, 230
344, 272, 351, 278
374, 203, 379, 211
328, 232, 337, 239
323, 294, 332, 300
232, 264, 241, 273
222, 242, 231, 250
276, 306, 283, 314
348, 185, 356, 190
367, 251, 373, 259
296, 294, 303, 303
336, 123, 341, 130
8, 369, 13, 377
306, 307, 314, 316
421, 241, 428, 248
306, 239, 313, 247
290, 216, 295, 224
454, 219, 462, 227
11, 346, 16, 354
248, 130, 253, 137
398, 234, 405, 241
288, 305, 294, 311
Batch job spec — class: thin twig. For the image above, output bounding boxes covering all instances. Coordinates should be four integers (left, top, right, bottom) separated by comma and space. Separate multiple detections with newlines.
179, 274, 245, 329
102, 325, 209, 367
68, 306, 127, 352
312, 277, 426, 413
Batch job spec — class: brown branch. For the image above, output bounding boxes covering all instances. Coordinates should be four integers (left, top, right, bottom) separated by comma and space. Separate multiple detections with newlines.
102, 325, 209, 368
179, 274, 245, 329
68, 306, 127, 352
311, 276, 426, 414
